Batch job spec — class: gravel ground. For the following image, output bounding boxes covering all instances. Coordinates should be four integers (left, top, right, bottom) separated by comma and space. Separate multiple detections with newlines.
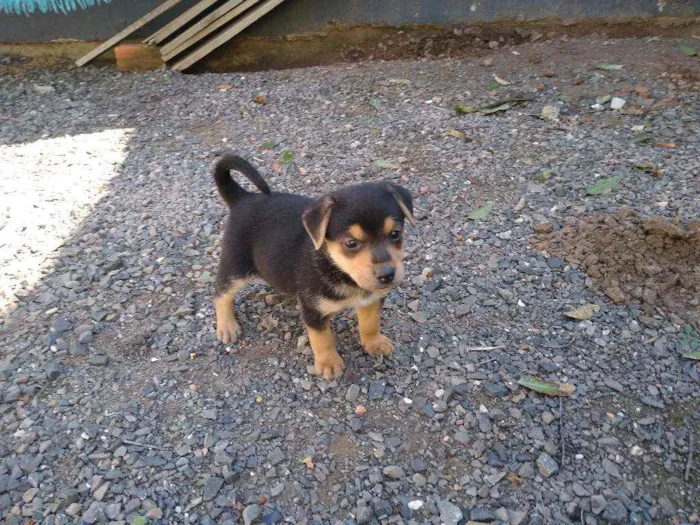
1, 36, 699, 525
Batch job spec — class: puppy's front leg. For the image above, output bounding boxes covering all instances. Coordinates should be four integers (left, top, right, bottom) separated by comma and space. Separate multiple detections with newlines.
302, 305, 345, 380
357, 300, 393, 357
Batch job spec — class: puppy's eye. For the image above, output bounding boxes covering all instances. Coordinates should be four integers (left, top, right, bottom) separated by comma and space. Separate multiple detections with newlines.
389, 229, 402, 241
345, 239, 360, 250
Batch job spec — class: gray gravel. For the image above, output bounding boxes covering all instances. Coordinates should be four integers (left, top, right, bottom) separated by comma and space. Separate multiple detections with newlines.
1, 36, 699, 524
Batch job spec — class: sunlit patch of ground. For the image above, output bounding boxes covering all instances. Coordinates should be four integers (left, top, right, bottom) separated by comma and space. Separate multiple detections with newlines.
0, 128, 132, 314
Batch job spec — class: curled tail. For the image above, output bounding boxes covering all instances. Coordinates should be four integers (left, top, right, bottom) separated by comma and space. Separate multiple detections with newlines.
214, 153, 271, 207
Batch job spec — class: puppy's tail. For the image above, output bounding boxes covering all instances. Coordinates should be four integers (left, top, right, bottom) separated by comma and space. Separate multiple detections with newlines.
214, 153, 271, 207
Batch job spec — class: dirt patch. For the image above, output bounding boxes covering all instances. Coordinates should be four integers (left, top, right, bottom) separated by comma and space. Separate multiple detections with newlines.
534, 211, 700, 328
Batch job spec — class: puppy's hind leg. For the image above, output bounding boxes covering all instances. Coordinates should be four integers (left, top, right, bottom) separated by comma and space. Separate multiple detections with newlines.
215, 277, 249, 344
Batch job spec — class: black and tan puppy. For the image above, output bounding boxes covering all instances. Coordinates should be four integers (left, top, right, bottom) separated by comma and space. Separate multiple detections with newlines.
213, 153, 415, 380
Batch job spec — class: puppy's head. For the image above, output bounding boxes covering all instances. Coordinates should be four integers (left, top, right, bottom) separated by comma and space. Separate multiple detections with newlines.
303, 182, 415, 293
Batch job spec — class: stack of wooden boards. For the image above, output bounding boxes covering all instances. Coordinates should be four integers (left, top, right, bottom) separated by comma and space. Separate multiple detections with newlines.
75, 0, 286, 71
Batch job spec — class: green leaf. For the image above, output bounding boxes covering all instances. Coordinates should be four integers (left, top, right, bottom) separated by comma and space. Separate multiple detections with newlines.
680, 44, 697, 57
369, 99, 381, 110
376, 159, 398, 169
683, 352, 700, 360
261, 140, 278, 150
586, 175, 623, 195
445, 129, 465, 139
632, 133, 651, 144
281, 151, 294, 164
595, 63, 624, 71
467, 202, 494, 220
455, 104, 477, 115
480, 102, 513, 114
485, 81, 501, 91
517, 376, 575, 397
131, 517, 148, 525
532, 170, 552, 183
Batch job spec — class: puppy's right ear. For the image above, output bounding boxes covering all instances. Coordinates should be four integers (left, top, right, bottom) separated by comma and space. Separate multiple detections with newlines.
302, 196, 335, 250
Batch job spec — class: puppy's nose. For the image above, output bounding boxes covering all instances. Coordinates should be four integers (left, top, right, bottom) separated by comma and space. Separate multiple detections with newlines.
376, 266, 395, 285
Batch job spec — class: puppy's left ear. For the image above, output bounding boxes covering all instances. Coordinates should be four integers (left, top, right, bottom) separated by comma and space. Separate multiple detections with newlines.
302, 196, 336, 250
388, 184, 416, 227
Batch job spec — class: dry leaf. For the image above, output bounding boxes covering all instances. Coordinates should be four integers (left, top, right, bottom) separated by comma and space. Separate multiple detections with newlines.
355, 405, 367, 416
656, 143, 677, 149
271, 161, 283, 174
564, 303, 600, 321
219, 83, 233, 92
301, 456, 315, 469
517, 376, 575, 397
254, 94, 267, 105
445, 129, 465, 139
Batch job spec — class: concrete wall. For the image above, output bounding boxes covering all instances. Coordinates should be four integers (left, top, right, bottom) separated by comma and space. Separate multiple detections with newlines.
1, 0, 699, 43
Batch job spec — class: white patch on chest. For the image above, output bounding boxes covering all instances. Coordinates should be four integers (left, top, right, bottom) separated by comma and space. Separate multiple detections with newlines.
317, 288, 388, 316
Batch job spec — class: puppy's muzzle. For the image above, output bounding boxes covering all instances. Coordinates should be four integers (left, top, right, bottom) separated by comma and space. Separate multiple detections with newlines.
375, 265, 396, 286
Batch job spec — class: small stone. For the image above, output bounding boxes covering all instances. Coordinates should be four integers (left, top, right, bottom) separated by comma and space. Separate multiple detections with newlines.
382, 465, 405, 479
202, 408, 218, 420
65, 503, 82, 516
508, 509, 527, 525
367, 380, 385, 400
243, 504, 262, 525
93, 481, 110, 501
267, 447, 285, 466
641, 396, 665, 409
536, 452, 558, 478
540, 105, 560, 120
355, 503, 374, 524
471, 507, 496, 522
22, 488, 39, 503
203, 476, 224, 501
542, 412, 555, 424
105, 503, 121, 520
89, 355, 109, 366
603, 500, 628, 523
426, 346, 440, 358
602, 458, 621, 478
345, 384, 360, 402
69, 342, 88, 356
437, 500, 463, 525
412, 473, 427, 487
610, 97, 626, 110
604, 378, 624, 392
147, 507, 164, 520
46, 360, 64, 380
484, 381, 508, 398
410, 311, 428, 324
591, 494, 607, 515
82, 501, 105, 524
534, 222, 554, 234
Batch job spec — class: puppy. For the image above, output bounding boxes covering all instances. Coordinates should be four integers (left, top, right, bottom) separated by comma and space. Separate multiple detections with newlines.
213, 153, 415, 379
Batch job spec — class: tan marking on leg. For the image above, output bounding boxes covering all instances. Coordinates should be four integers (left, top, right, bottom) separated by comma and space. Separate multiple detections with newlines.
357, 301, 394, 357
214, 278, 247, 344
307, 324, 344, 380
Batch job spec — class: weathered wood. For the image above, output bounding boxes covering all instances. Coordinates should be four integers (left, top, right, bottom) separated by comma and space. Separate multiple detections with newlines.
172, 0, 286, 71
75, 0, 182, 67
115, 43, 164, 72
161, 0, 249, 62
144, 0, 220, 45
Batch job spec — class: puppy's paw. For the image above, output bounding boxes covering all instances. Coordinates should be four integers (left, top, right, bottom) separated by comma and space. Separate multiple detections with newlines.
363, 334, 394, 357
217, 318, 242, 344
314, 353, 345, 381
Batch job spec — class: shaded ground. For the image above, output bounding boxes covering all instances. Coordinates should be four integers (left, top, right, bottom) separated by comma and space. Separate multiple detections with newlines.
1, 36, 699, 524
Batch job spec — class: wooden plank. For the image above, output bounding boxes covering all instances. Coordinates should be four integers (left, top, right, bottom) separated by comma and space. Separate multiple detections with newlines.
75, 0, 182, 67
144, 0, 220, 45
172, 0, 286, 71
161, 0, 249, 62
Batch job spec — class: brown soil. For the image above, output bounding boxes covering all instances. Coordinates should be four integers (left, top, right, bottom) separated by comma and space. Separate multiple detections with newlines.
534, 210, 700, 328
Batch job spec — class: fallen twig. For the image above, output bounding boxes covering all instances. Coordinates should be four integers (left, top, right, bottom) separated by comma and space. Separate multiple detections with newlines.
476, 357, 498, 367
465, 345, 505, 352
121, 439, 171, 451
686, 428, 694, 481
